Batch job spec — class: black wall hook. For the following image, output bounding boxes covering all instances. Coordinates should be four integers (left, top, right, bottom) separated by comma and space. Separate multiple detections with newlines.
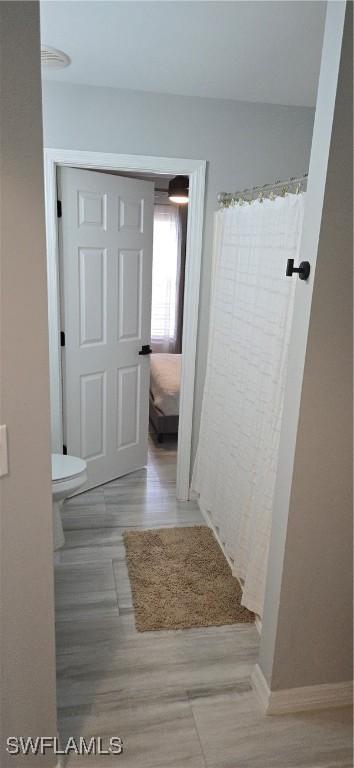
286, 259, 311, 281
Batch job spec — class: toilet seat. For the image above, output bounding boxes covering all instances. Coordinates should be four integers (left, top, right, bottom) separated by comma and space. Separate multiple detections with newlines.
51, 454, 88, 551
52, 453, 87, 482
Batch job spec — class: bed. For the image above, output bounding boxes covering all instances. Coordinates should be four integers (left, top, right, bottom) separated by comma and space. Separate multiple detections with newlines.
149, 353, 181, 442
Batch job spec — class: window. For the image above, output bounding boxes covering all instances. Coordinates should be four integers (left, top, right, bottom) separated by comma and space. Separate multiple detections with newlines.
151, 205, 181, 353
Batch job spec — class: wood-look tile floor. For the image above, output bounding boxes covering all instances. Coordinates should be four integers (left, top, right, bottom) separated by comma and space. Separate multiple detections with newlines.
55, 436, 353, 767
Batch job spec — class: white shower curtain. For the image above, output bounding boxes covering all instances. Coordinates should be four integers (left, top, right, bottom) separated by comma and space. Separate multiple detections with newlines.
192, 193, 305, 617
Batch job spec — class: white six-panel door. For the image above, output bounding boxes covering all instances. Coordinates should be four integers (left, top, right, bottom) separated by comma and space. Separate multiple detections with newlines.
59, 167, 154, 490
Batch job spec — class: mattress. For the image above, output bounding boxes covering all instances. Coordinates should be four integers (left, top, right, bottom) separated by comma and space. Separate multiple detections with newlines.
150, 353, 181, 417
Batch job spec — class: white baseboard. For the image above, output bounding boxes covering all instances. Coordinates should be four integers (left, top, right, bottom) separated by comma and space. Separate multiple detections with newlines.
252, 663, 353, 715
251, 663, 272, 711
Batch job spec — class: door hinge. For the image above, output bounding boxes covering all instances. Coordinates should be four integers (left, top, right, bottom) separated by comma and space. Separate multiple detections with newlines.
57, 199, 62, 218
60, 331, 65, 347
63, 444, 67, 455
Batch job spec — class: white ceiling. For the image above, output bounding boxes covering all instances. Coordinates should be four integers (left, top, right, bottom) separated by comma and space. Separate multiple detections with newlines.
40, 1, 326, 107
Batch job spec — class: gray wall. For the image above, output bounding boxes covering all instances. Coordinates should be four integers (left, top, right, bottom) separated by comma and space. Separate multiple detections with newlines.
41, 81, 315, 465
259, 0, 352, 691
0, 3, 57, 764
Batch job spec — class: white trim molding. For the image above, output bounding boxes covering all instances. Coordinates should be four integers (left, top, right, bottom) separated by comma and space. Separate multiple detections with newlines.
252, 663, 353, 715
44, 148, 206, 502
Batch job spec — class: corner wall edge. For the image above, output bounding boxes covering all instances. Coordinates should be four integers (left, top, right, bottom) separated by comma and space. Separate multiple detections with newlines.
251, 663, 353, 715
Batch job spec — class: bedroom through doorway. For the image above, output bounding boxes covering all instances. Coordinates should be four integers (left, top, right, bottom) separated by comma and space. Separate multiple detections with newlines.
147, 172, 188, 518
146, 175, 187, 507
148, 171, 187, 451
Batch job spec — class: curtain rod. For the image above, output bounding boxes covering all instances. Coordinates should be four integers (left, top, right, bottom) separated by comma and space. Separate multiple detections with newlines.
217, 173, 308, 208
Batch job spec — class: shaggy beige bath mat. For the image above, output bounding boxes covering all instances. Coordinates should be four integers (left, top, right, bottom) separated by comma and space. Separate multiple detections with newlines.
123, 526, 254, 631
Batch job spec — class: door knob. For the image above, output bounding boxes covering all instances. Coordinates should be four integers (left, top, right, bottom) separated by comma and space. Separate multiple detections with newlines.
286, 259, 310, 281
139, 344, 152, 355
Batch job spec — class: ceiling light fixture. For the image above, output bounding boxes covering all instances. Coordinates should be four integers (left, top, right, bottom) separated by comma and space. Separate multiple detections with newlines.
168, 175, 189, 204
41, 46, 71, 70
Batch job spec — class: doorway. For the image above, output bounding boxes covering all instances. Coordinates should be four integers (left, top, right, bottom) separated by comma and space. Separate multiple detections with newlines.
57, 164, 189, 497
44, 149, 206, 501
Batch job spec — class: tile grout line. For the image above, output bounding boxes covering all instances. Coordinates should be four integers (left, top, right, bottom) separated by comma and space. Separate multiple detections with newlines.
190, 701, 209, 768
110, 557, 121, 617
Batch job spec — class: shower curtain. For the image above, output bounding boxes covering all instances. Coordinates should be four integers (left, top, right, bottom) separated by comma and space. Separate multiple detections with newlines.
192, 193, 305, 617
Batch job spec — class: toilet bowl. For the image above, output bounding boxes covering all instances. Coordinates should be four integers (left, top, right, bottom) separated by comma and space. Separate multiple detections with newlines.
52, 453, 88, 550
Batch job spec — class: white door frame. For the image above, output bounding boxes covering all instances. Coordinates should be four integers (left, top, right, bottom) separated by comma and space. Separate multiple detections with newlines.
44, 148, 206, 501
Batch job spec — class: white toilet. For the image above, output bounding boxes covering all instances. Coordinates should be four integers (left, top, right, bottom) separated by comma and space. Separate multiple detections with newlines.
52, 453, 88, 550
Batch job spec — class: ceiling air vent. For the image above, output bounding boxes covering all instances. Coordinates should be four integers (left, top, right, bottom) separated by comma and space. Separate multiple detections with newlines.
41, 46, 71, 70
